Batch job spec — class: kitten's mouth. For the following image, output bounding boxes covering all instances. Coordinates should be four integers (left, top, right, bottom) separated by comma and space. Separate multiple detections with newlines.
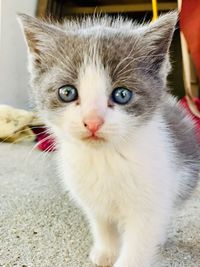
82, 133, 106, 142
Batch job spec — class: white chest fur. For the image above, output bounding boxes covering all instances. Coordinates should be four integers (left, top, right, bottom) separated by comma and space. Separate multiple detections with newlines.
58, 117, 178, 222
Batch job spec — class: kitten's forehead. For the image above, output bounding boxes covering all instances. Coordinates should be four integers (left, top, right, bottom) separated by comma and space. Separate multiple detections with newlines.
60, 17, 140, 58
41, 31, 139, 91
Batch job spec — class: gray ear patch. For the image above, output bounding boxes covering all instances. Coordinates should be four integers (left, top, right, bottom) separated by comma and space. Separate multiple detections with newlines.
139, 12, 177, 72
18, 13, 67, 70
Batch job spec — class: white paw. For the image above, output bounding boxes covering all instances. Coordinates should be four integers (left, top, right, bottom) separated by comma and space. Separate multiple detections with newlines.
90, 246, 116, 267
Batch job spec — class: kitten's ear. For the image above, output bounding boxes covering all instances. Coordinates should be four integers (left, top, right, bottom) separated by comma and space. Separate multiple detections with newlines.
18, 13, 64, 68
18, 14, 52, 53
141, 12, 178, 72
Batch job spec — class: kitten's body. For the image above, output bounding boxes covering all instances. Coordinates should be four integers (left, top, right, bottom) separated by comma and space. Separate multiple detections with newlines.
19, 13, 199, 267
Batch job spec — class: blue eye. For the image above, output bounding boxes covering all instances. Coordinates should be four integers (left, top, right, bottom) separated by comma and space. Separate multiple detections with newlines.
58, 85, 78, 103
111, 87, 133, 105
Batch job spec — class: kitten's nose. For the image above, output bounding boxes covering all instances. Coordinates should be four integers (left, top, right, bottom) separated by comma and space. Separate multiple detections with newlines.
83, 116, 104, 134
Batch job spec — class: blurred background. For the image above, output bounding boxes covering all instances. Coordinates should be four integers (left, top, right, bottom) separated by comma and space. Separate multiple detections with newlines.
0, 0, 37, 109
0, 0, 199, 109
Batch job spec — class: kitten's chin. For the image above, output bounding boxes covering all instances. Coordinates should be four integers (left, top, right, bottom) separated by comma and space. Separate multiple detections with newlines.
82, 136, 107, 143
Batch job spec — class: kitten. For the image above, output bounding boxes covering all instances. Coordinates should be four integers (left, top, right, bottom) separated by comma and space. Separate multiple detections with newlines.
19, 12, 199, 267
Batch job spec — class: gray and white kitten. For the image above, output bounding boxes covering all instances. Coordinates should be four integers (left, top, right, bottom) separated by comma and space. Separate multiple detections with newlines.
19, 12, 199, 267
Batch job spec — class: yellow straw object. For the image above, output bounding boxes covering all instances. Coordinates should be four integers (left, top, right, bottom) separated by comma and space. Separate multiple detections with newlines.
152, 0, 158, 21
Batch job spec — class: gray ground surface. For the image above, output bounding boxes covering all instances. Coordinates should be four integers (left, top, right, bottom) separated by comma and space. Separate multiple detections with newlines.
0, 142, 200, 267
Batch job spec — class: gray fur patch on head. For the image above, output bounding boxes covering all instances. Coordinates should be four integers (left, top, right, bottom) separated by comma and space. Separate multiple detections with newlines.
18, 12, 177, 118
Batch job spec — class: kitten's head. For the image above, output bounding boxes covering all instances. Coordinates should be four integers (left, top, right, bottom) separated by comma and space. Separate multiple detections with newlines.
18, 13, 177, 147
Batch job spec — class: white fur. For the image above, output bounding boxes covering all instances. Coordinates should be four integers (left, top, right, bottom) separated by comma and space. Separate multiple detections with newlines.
46, 62, 181, 267
57, 114, 179, 267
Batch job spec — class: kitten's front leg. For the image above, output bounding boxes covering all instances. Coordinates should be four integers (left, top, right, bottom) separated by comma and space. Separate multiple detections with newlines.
114, 211, 169, 267
89, 215, 119, 267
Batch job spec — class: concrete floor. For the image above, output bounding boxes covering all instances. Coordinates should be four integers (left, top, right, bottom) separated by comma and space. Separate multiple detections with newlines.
0, 142, 200, 267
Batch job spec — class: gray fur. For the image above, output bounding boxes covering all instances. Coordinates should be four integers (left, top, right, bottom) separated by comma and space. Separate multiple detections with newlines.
18, 12, 175, 116
161, 94, 200, 200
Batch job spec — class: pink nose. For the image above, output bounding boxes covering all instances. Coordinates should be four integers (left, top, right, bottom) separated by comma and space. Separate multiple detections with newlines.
83, 116, 104, 134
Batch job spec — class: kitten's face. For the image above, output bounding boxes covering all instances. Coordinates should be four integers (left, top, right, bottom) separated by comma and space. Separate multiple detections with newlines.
19, 13, 176, 146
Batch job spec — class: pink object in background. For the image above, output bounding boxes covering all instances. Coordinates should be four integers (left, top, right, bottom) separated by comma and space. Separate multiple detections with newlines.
179, 97, 200, 142
32, 127, 56, 152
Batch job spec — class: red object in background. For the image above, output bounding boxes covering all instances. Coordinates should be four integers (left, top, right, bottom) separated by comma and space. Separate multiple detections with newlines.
179, 97, 200, 141
32, 127, 56, 152
179, 0, 200, 142
180, 0, 200, 80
